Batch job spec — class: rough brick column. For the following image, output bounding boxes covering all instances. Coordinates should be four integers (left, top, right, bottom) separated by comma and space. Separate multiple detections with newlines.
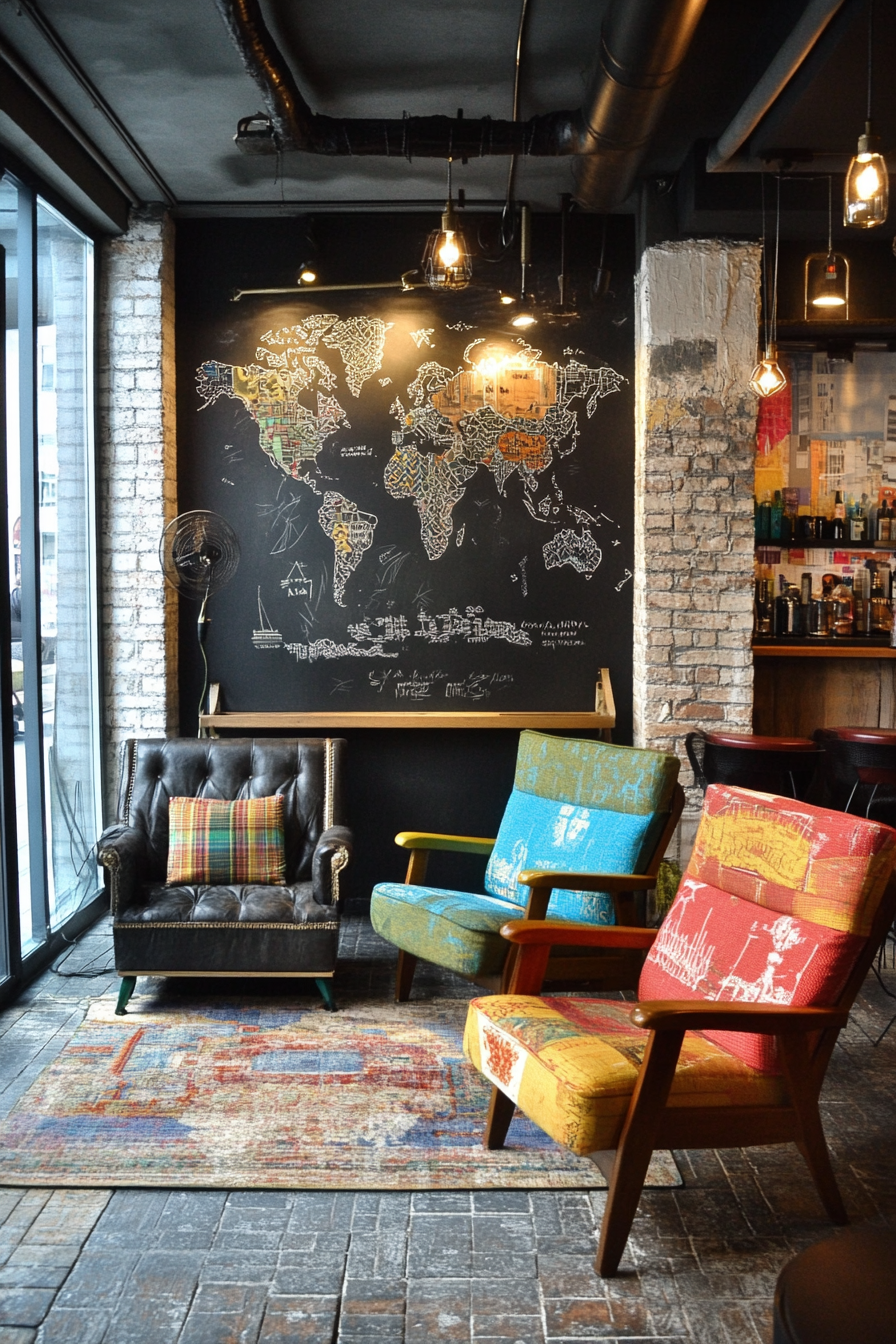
99, 207, 178, 814
633, 239, 760, 853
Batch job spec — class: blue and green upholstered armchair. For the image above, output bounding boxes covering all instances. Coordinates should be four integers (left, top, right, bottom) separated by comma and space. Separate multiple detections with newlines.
370, 731, 683, 1001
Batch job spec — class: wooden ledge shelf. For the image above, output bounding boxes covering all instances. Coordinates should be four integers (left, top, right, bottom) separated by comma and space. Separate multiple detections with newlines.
200, 710, 614, 730
753, 645, 896, 659
200, 673, 614, 733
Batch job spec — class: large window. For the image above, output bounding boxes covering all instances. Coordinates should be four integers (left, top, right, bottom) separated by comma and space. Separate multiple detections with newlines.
0, 174, 102, 992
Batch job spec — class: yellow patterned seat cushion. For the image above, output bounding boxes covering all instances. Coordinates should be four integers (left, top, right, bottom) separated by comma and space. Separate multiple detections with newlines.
463, 995, 785, 1156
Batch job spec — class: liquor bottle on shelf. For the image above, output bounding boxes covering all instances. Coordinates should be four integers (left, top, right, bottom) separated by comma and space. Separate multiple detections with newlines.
854, 566, 871, 635
871, 568, 892, 633
769, 490, 783, 542
754, 493, 772, 543
832, 491, 846, 541
880, 501, 892, 544
849, 500, 868, 543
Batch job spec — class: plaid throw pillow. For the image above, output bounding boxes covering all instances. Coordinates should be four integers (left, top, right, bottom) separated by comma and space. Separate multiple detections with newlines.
166, 795, 286, 886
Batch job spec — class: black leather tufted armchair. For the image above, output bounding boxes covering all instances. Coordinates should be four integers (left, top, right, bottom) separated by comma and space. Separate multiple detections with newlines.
98, 737, 352, 1014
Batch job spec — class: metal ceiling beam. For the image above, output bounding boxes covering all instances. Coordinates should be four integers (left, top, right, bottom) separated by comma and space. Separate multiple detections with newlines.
215, 0, 707, 211
706, 0, 849, 172
0, 53, 131, 231
13, 0, 176, 205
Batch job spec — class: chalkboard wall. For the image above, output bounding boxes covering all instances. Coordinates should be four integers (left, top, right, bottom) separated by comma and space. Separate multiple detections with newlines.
175, 213, 635, 901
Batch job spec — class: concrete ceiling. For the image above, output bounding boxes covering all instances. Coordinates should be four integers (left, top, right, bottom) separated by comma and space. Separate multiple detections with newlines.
0, 0, 890, 229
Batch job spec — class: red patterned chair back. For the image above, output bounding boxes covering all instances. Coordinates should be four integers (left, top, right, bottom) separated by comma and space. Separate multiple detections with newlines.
639, 784, 896, 1071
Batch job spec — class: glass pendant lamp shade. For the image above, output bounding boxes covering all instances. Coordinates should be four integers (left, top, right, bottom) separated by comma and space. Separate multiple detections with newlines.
844, 123, 888, 227
805, 251, 849, 316
749, 345, 788, 399
423, 201, 472, 291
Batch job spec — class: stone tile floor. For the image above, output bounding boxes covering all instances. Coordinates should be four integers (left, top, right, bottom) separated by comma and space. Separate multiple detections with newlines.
1, 907, 896, 1343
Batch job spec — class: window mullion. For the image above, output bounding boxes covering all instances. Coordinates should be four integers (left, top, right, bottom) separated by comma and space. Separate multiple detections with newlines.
17, 184, 48, 943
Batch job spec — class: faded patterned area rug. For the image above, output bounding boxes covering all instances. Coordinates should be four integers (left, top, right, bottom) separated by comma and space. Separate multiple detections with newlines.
0, 997, 681, 1190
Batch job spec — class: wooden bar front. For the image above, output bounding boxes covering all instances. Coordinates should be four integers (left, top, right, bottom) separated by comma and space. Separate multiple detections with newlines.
753, 645, 896, 736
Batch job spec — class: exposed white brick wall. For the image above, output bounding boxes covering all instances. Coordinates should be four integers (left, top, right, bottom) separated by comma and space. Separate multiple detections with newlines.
98, 207, 177, 815
633, 239, 760, 855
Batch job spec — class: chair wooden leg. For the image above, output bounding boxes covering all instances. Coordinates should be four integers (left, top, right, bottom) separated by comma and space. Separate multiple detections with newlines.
596, 1030, 684, 1277
395, 950, 418, 1002
115, 976, 136, 1016
778, 1034, 848, 1225
484, 1085, 516, 1150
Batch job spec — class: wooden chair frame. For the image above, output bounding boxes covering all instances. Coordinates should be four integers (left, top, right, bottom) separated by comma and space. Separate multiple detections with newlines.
391, 783, 685, 1001
480, 869, 896, 1278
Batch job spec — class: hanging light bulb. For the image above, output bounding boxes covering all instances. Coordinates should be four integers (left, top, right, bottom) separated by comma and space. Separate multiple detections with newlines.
845, 125, 888, 227
423, 160, 472, 291
751, 176, 788, 399
806, 177, 849, 316
749, 344, 788, 398
845, 2, 888, 228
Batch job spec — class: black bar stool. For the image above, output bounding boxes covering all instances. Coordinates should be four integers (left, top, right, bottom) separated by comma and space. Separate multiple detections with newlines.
685, 730, 822, 800
813, 727, 896, 825
773, 1226, 896, 1344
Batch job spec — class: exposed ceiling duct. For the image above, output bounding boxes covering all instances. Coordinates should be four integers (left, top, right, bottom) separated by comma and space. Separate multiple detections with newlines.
214, 0, 709, 211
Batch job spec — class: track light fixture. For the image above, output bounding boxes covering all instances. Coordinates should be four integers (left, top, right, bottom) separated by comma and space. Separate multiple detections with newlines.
509, 203, 537, 329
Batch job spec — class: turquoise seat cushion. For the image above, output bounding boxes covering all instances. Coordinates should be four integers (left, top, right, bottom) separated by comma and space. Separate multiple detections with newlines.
370, 883, 519, 979
483, 732, 681, 925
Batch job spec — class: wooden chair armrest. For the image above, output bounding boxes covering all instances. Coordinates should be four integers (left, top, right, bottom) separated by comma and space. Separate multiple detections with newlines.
500, 920, 657, 994
500, 919, 657, 950
517, 870, 656, 893
631, 1000, 849, 1034
394, 831, 496, 855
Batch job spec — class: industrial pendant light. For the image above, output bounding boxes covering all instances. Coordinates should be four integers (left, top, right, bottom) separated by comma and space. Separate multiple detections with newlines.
509, 203, 537, 328
845, 0, 888, 228
750, 175, 788, 399
423, 159, 472, 291
805, 176, 849, 316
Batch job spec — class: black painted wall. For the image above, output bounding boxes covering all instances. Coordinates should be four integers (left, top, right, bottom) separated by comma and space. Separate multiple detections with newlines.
175, 212, 635, 902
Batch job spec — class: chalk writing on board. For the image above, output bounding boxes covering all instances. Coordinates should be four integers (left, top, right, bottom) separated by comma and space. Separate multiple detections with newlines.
340, 444, 372, 457
543, 528, 602, 577
410, 328, 435, 349
280, 562, 313, 599
286, 638, 397, 662
615, 568, 633, 591
522, 619, 589, 649
414, 607, 531, 646
367, 667, 515, 701
318, 493, 378, 606
252, 590, 283, 648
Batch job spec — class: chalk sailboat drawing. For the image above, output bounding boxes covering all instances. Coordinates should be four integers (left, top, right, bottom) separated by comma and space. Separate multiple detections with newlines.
252, 588, 283, 649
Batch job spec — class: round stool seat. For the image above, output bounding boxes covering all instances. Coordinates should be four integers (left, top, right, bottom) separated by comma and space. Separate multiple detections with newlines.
822, 727, 896, 745
774, 1226, 896, 1343
705, 732, 818, 752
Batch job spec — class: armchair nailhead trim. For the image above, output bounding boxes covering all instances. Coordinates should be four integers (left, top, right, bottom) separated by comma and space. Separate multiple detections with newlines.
112, 921, 339, 931
324, 738, 335, 831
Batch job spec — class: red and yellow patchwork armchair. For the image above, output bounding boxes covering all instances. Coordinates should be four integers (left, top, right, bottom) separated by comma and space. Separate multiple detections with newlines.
463, 784, 896, 1276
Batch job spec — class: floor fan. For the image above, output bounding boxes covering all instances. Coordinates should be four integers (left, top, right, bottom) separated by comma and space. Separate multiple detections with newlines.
159, 510, 240, 734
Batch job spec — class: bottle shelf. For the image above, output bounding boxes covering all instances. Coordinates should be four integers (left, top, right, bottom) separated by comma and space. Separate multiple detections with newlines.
754, 543, 896, 552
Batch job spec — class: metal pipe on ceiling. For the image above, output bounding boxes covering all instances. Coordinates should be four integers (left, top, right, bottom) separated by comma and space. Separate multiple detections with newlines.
573, 0, 709, 209
214, 0, 707, 211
